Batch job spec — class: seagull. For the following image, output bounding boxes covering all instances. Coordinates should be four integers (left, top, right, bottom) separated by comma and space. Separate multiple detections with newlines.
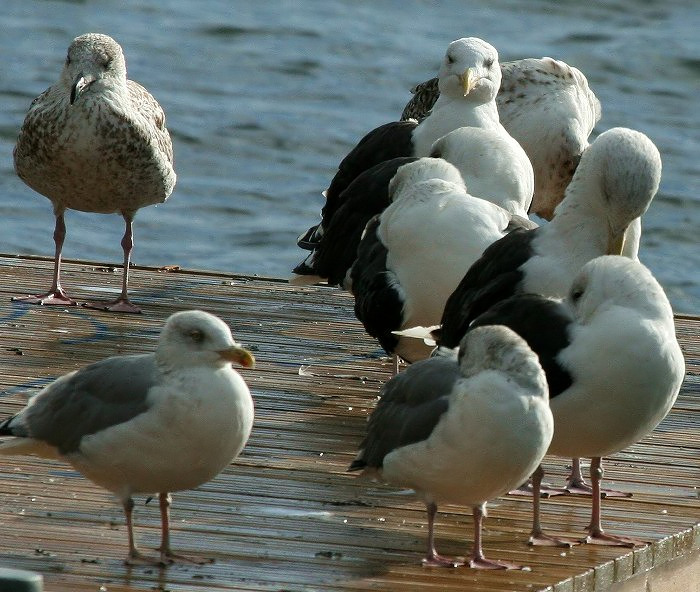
437, 127, 661, 350
465, 256, 685, 546
348, 158, 534, 367
0, 310, 255, 565
290, 123, 534, 287
350, 325, 553, 569
13, 33, 176, 313
401, 56, 601, 220
296, 37, 515, 254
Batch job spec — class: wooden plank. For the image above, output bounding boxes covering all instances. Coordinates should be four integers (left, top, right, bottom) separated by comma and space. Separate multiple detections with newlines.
0, 254, 697, 591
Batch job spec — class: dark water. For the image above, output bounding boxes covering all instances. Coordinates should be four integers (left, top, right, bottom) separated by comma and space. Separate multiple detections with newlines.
1, 0, 698, 312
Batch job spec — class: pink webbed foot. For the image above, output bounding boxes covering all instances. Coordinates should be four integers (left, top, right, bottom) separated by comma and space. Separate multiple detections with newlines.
125, 548, 168, 567
508, 480, 567, 498
529, 530, 578, 548
13, 290, 77, 307
467, 555, 526, 570
565, 475, 632, 498
583, 529, 647, 548
422, 553, 464, 568
83, 297, 142, 314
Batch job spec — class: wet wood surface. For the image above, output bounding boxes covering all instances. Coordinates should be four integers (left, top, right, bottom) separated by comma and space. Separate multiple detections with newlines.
0, 254, 697, 591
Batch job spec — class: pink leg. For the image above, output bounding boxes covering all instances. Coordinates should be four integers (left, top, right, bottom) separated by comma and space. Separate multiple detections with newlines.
528, 465, 577, 547
565, 457, 632, 498
467, 503, 524, 570
84, 214, 141, 313
158, 492, 213, 565
13, 212, 77, 306
583, 457, 644, 547
421, 501, 463, 567
122, 497, 162, 566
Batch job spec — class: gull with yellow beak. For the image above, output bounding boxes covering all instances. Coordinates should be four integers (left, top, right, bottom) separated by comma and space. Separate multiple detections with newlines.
0, 310, 255, 566
294, 38, 532, 260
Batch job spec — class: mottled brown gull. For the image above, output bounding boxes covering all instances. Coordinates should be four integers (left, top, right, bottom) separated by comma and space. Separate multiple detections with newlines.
0, 310, 255, 566
13, 32, 176, 313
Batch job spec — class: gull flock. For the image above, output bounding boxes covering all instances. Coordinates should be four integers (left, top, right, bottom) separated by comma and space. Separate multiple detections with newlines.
4, 32, 686, 575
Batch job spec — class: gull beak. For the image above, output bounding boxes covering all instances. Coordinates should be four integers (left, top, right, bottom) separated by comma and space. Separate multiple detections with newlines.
70, 73, 94, 105
217, 345, 256, 369
606, 228, 627, 256
459, 68, 478, 96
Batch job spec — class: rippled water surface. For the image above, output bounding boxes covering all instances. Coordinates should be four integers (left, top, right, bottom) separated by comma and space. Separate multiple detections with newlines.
1, 0, 698, 312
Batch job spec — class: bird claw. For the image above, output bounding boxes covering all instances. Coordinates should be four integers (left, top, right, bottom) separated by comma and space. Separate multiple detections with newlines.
583, 530, 646, 547
12, 291, 77, 307
467, 556, 526, 570
528, 532, 578, 547
83, 298, 142, 314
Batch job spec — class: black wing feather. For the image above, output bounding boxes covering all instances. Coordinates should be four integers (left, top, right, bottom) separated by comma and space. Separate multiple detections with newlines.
437, 227, 538, 348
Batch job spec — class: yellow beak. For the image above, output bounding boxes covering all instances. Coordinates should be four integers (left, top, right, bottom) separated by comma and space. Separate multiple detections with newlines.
217, 345, 256, 369
459, 68, 478, 96
606, 228, 627, 256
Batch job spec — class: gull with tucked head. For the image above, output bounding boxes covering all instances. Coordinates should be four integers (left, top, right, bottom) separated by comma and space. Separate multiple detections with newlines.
350, 325, 553, 569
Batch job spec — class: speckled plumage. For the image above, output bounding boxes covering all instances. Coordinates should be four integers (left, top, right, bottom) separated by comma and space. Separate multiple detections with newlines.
402, 57, 600, 220
13, 32, 176, 312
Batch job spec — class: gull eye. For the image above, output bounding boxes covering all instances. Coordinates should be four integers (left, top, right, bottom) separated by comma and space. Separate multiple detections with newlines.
446, 54, 454, 65
188, 329, 205, 343
571, 288, 584, 303
484, 57, 494, 69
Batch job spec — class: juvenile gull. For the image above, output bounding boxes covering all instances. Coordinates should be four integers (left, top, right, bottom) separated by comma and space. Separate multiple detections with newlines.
350, 325, 553, 569
296, 38, 530, 253
0, 310, 255, 565
466, 256, 685, 546
402, 56, 601, 219
13, 32, 176, 313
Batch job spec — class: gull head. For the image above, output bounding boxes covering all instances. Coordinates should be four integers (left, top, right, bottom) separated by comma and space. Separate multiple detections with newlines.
438, 37, 501, 103
566, 255, 672, 324
61, 33, 128, 105
573, 127, 662, 256
156, 310, 256, 370
458, 325, 548, 395
388, 157, 465, 201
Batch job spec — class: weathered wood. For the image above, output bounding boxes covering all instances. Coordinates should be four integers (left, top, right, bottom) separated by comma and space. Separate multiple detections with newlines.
0, 254, 697, 591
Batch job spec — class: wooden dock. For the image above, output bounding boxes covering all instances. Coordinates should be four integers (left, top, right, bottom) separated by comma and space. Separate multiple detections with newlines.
0, 254, 697, 591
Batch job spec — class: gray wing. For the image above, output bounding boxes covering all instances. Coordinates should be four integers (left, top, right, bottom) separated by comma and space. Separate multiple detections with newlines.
351, 357, 461, 470
21, 354, 159, 454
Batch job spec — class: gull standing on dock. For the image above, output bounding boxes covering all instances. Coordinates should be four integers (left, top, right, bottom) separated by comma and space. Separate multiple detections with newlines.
13, 32, 176, 313
0, 310, 255, 566
350, 325, 553, 569
465, 256, 685, 546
